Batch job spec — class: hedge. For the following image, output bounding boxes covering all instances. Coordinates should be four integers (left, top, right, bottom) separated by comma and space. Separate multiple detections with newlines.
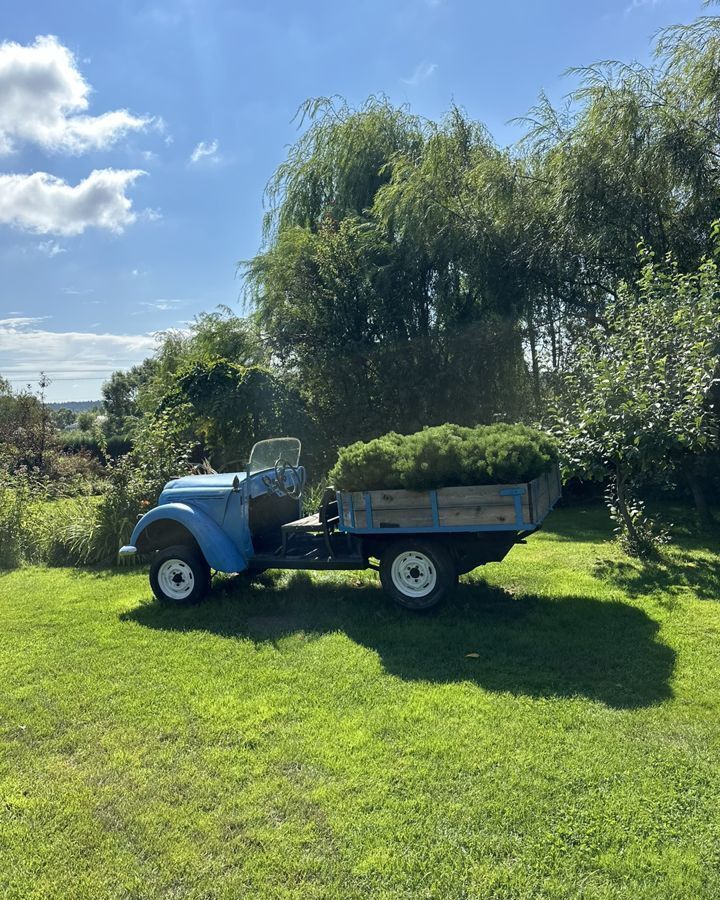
328, 423, 558, 491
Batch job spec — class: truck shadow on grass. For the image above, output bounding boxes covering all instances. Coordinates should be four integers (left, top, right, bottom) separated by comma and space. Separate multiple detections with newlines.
123, 575, 675, 710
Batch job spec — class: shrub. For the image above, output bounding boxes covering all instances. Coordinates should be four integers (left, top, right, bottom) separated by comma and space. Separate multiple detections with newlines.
329, 423, 558, 491
86, 419, 194, 564
59, 430, 103, 457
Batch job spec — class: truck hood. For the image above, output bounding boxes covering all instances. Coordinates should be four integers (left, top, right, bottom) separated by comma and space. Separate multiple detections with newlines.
160, 471, 246, 497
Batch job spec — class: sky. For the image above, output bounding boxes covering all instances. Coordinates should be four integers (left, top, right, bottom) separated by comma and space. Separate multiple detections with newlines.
0, 0, 707, 402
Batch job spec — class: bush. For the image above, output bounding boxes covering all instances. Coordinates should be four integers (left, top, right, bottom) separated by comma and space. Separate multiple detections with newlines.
329, 423, 558, 491
59, 430, 102, 457
86, 419, 194, 564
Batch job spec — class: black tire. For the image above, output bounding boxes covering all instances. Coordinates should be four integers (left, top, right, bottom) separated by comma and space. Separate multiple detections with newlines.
149, 544, 210, 604
379, 540, 457, 610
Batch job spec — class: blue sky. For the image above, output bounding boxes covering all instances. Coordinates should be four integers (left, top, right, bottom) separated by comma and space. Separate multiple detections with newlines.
0, 0, 706, 401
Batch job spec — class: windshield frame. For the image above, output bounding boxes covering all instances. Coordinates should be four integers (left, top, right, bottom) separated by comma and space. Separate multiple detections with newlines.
247, 437, 301, 475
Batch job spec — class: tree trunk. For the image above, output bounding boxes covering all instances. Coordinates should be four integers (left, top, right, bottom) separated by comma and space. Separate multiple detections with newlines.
548, 301, 558, 370
686, 459, 713, 531
527, 310, 541, 407
614, 465, 642, 549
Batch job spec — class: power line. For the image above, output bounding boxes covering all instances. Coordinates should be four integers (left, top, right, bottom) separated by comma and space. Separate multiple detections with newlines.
6, 375, 109, 383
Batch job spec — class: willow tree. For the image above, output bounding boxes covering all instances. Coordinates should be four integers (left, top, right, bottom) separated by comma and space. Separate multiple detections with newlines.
517, 10, 720, 377
246, 98, 531, 452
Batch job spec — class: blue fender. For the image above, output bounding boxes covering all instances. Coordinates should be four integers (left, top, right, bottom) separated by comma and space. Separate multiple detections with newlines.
127, 503, 248, 573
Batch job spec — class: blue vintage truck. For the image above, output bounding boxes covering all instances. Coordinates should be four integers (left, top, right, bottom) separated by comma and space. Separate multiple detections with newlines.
120, 437, 561, 610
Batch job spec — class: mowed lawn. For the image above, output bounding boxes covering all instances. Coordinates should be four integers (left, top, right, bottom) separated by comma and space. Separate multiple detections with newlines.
2, 507, 720, 899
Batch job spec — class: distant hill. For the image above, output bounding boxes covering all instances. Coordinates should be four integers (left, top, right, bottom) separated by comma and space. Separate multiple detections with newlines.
48, 400, 102, 413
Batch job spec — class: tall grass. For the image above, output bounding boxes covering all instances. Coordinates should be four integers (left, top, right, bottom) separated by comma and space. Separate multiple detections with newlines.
0, 479, 28, 568
0, 475, 105, 569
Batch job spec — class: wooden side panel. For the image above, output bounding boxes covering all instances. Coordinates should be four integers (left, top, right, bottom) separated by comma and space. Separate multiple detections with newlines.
526, 468, 562, 523
340, 485, 522, 528
338, 467, 561, 530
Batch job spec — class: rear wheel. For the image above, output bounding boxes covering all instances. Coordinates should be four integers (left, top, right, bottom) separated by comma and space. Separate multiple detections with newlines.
150, 545, 210, 604
379, 540, 457, 610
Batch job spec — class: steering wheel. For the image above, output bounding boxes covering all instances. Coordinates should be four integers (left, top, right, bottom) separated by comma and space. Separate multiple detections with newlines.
273, 457, 304, 499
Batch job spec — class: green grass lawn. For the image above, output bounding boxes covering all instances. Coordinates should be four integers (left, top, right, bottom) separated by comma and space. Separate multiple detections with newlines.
2, 505, 720, 899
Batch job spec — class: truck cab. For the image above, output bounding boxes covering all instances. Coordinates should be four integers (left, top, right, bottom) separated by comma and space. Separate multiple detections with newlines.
120, 437, 362, 604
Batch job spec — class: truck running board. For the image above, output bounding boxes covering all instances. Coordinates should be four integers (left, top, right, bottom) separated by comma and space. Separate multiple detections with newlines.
249, 551, 364, 571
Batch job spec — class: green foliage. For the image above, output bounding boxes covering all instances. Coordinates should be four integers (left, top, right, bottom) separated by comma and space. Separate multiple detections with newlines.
329, 423, 558, 491
59, 429, 103, 457
247, 99, 531, 452
0, 380, 55, 472
157, 359, 313, 470
87, 414, 194, 564
24, 496, 102, 567
99, 308, 268, 448
604, 481, 669, 560
52, 407, 76, 429
75, 411, 96, 431
0, 413, 193, 570
555, 245, 720, 553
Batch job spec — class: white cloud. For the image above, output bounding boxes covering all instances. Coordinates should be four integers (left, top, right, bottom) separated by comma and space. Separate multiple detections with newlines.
625, 0, 662, 11
402, 62, 438, 86
0, 319, 158, 400
0, 168, 146, 235
0, 35, 152, 154
0, 316, 49, 329
141, 298, 185, 311
37, 239, 66, 256
189, 139, 219, 164
139, 207, 161, 222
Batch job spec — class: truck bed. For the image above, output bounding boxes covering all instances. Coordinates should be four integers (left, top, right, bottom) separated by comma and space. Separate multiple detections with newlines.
337, 467, 562, 535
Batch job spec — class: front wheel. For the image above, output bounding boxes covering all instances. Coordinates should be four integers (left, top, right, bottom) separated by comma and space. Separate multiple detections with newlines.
379, 540, 457, 610
150, 545, 210, 604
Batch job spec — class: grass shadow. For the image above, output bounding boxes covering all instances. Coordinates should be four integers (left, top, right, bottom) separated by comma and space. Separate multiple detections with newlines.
122, 575, 674, 710
594, 552, 720, 603
538, 504, 614, 543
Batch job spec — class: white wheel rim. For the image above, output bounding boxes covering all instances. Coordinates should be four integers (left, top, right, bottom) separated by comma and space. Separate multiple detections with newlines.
391, 551, 437, 598
158, 559, 195, 599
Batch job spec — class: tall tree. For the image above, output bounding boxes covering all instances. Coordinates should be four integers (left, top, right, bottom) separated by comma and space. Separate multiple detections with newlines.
518, 11, 720, 384
247, 98, 531, 451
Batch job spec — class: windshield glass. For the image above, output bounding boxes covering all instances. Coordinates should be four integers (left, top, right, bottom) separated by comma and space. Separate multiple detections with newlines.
248, 437, 301, 475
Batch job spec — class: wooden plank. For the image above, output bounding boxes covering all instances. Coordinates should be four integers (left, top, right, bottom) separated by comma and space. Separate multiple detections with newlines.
438, 487, 532, 518
535, 475, 549, 520
282, 513, 322, 531
439, 506, 516, 526
436, 484, 524, 504
346, 503, 519, 528
350, 506, 518, 528
550, 468, 563, 505
349, 490, 432, 511
353, 484, 531, 510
